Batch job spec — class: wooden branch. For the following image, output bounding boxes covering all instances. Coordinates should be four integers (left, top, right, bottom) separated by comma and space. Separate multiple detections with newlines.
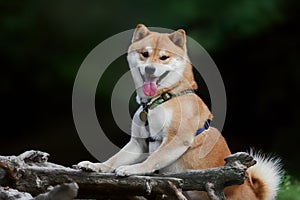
0, 182, 78, 200
0, 150, 256, 200
0, 186, 33, 200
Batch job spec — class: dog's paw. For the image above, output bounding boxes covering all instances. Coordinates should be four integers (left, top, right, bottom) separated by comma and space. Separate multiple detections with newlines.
76, 161, 99, 172
75, 161, 111, 173
115, 165, 136, 176
115, 164, 150, 176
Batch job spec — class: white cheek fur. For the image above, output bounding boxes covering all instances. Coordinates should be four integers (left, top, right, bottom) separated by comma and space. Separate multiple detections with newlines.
127, 52, 141, 68
155, 57, 186, 89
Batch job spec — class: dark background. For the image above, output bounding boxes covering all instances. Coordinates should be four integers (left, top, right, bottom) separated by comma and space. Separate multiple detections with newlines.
1, 0, 299, 178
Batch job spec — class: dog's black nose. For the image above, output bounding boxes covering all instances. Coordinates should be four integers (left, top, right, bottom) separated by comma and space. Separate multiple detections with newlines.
145, 65, 156, 74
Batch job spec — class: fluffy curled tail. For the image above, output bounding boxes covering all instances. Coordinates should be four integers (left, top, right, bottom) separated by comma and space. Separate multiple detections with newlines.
247, 149, 282, 200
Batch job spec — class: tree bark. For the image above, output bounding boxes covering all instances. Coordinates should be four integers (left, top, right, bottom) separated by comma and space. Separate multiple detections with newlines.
0, 150, 256, 200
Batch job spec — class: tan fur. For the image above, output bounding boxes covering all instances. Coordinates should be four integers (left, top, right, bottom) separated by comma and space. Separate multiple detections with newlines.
77, 24, 281, 200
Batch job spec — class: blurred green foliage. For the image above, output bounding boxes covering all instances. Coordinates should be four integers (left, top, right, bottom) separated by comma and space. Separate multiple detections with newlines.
1, 0, 284, 86
278, 170, 300, 200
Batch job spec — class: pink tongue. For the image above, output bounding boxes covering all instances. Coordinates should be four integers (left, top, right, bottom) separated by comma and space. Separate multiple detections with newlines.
143, 80, 157, 96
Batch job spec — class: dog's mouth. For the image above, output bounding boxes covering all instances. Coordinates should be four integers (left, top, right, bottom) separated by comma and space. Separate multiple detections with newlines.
140, 70, 170, 97
143, 78, 157, 97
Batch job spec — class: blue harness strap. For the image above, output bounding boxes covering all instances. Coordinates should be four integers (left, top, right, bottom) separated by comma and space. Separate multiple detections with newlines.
146, 119, 211, 143
195, 119, 211, 136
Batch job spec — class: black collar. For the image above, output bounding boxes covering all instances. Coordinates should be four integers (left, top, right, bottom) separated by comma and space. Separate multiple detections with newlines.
142, 89, 195, 110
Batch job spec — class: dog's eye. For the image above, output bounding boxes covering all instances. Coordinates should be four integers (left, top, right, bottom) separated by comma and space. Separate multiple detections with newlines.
141, 52, 149, 58
160, 55, 169, 61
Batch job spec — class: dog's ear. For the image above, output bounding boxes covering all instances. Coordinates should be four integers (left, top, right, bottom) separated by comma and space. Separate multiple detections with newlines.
168, 29, 186, 49
132, 24, 150, 43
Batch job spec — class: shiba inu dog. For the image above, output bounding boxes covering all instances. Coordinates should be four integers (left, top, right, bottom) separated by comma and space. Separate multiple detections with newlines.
77, 24, 281, 199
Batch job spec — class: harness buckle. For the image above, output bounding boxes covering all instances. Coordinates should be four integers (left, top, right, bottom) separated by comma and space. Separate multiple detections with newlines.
161, 92, 172, 101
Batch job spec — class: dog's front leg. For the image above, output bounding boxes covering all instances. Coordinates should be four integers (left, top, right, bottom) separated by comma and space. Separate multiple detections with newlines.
77, 137, 148, 173
116, 129, 194, 176
77, 107, 149, 173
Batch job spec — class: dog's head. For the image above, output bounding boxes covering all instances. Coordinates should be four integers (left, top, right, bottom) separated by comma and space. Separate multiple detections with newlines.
127, 24, 195, 100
